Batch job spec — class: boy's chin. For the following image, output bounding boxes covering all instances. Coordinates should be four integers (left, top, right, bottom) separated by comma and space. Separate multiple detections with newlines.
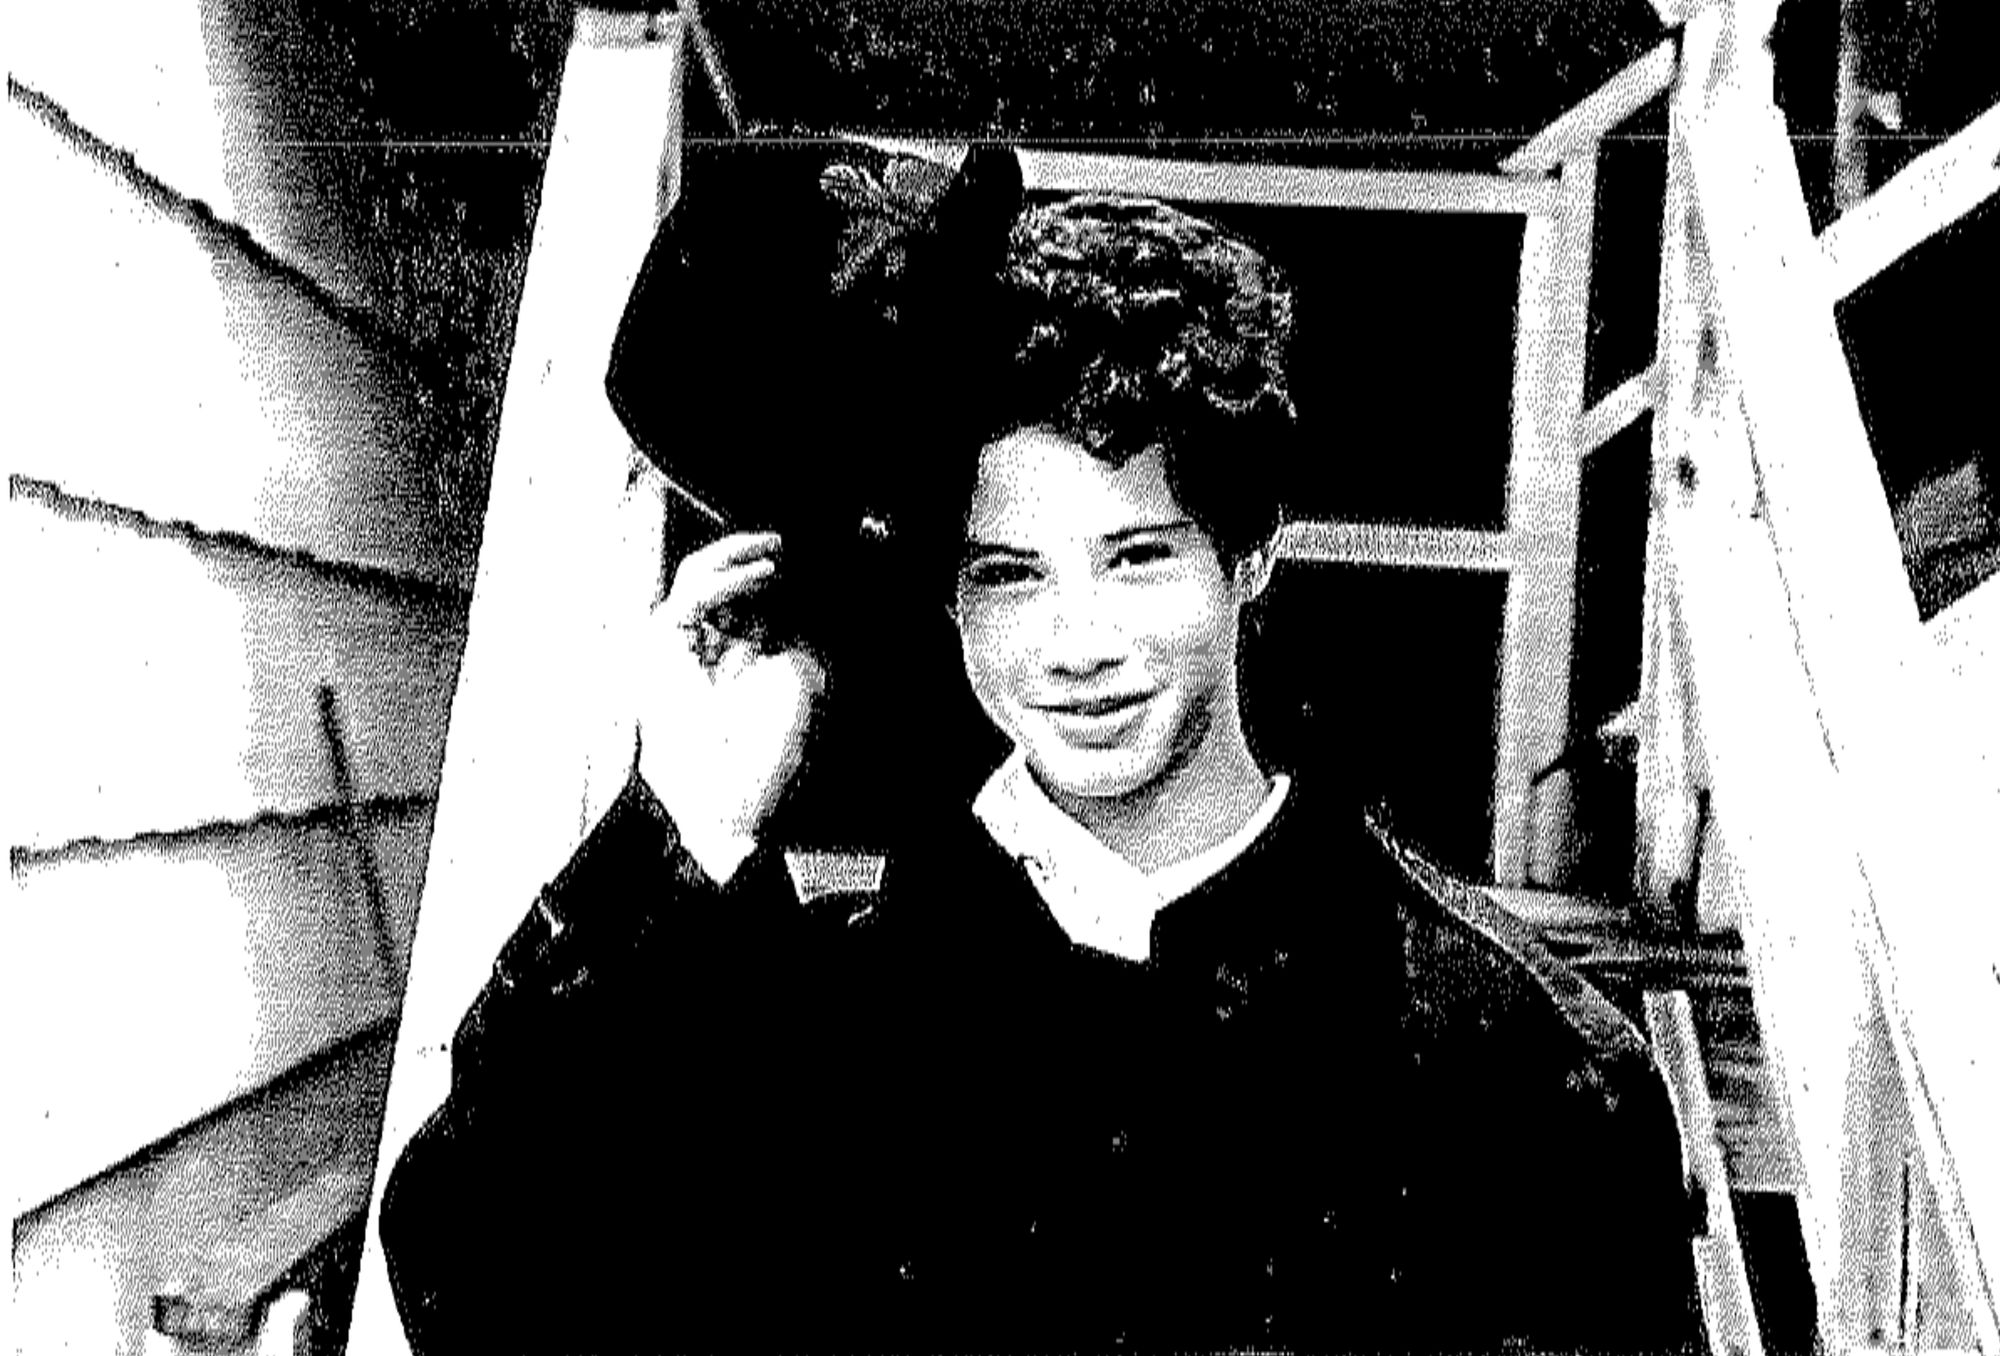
1024, 747, 1163, 806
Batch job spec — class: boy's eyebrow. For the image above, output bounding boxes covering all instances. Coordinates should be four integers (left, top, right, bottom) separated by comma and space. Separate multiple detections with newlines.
1102, 519, 1198, 543
962, 520, 1198, 556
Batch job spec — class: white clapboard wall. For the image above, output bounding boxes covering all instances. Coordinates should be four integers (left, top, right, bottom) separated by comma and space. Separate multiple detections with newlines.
12, 0, 383, 311
8, 21, 467, 1338
8, 69, 458, 593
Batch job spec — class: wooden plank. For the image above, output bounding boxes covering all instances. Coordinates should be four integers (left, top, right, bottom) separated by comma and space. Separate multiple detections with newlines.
1018, 147, 1560, 216
1819, 101, 2000, 303
14, 1021, 395, 1356
13, 3, 267, 289
1647, 989, 1768, 1356
10, 802, 429, 1213
1657, 431, 1873, 1349
1642, 37, 1868, 1300
1695, 991, 1803, 1195
1579, 363, 1658, 458
1564, 937, 1748, 982
11, 0, 386, 311
677, 0, 742, 134
1492, 149, 1596, 885
8, 490, 464, 853
1275, 521, 1514, 572
1502, 41, 1679, 177
1632, 81, 1707, 917
152, 1167, 370, 1347
8, 95, 459, 587
1848, 920, 1995, 1351
1483, 884, 1633, 931
1830, 0, 1871, 217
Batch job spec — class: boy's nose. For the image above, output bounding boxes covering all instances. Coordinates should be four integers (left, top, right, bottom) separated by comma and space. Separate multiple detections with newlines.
1040, 580, 1125, 677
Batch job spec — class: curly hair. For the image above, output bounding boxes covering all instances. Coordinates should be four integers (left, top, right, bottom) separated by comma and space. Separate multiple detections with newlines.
974, 194, 1299, 564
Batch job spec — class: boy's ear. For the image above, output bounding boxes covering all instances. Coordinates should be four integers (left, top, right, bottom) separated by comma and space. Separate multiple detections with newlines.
1233, 544, 1277, 604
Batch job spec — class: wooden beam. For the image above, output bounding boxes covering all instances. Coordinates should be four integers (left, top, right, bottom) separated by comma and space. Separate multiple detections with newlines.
1633, 93, 1707, 921
1483, 884, 1633, 931
1492, 148, 1597, 885
13, 1019, 395, 1353
1831, 0, 1872, 216
1503, 41, 1679, 177
346, 15, 690, 1356
1275, 521, 1515, 572
1653, 405, 1876, 1343
1818, 100, 2000, 302
153, 1166, 371, 1349
1646, 989, 1769, 1356
1579, 363, 1659, 458
1018, 149, 1559, 216
676, 0, 742, 135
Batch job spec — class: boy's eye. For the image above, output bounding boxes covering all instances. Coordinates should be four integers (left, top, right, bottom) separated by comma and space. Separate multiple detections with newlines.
1110, 540, 1175, 569
962, 558, 1040, 589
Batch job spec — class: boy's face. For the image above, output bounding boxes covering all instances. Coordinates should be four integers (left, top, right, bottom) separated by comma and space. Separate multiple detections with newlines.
955, 428, 1255, 803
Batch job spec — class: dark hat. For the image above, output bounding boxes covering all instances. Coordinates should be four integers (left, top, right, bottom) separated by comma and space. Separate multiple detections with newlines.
606, 136, 1024, 845
606, 134, 1026, 577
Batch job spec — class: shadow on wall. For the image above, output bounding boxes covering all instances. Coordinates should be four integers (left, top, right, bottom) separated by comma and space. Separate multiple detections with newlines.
7, 0, 541, 1342
11, 1022, 399, 1356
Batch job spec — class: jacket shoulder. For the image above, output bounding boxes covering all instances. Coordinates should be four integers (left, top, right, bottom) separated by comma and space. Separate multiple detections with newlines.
1360, 806, 1658, 1105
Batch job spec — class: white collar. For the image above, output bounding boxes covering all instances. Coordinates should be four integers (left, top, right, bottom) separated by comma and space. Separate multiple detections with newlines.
971, 748, 1290, 963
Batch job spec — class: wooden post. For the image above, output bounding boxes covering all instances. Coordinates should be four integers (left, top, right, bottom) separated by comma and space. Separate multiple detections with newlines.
1634, 71, 1709, 924
1016, 151, 1559, 215
346, 14, 688, 1354
1493, 150, 1596, 886
1647, 990, 1766, 1356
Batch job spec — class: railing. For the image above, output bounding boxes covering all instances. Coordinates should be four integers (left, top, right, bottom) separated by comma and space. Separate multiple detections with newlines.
1620, 0, 1998, 1350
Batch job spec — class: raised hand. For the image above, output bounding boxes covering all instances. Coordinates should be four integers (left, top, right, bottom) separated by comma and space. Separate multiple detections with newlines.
635, 532, 825, 877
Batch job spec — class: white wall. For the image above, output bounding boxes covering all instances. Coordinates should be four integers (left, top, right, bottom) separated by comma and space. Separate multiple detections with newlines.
10, 802, 428, 1216
12, 0, 378, 309
9, 92, 456, 589
7, 41, 464, 1225
9, 495, 461, 856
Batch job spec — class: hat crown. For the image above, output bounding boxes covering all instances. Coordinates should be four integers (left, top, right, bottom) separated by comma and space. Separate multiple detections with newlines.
605, 136, 1024, 551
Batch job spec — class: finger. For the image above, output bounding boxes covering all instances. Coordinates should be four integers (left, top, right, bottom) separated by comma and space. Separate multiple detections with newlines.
663, 556, 778, 621
682, 531, 783, 573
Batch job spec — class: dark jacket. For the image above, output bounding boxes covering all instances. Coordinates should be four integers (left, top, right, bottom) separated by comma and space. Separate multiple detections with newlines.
380, 769, 1702, 1354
